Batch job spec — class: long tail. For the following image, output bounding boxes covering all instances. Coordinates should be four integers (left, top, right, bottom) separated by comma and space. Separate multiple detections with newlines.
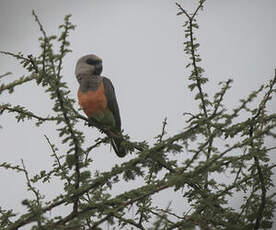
111, 136, 127, 158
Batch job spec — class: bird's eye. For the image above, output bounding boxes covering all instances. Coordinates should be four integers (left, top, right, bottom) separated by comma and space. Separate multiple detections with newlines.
77, 75, 82, 82
86, 58, 101, 65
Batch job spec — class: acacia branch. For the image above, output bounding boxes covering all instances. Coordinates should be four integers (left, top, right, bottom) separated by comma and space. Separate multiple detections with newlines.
27, 14, 82, 213
212, 79, 233, 116
0, 75, 36, 94
250, 71, 276, 230
0, 72, 12, 79
0, 104, 57, 122
5, 122, 204, 230
21, 160, 42, 228
87, 182, 170, 230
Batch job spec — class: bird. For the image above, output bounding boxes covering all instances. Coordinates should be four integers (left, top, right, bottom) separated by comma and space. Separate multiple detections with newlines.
75, 54, 127, 157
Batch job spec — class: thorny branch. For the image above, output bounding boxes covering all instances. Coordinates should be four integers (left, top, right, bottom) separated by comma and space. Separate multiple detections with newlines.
44, 135, 72, 185
250, 70, 276, 230
0, 104, 57, 122
32, 11, 82, 215
176, 0, 213, 198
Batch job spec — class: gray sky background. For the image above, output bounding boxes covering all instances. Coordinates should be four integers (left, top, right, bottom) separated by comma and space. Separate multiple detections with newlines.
0, 0, 276, 229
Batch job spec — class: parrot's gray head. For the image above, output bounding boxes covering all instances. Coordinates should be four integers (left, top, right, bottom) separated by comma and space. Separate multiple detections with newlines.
75, 54, 103, 82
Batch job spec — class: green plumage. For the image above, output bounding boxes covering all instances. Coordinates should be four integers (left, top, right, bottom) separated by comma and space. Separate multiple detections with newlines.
92, 109, 116, 129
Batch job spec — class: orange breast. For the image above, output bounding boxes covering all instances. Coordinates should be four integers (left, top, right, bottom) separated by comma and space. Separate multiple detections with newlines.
78, 82, 107, 118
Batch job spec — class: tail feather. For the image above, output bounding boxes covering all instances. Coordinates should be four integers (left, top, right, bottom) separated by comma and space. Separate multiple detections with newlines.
111, 137, 127, 158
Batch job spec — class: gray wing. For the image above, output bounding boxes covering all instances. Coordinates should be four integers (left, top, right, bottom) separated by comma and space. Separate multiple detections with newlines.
102, 77, 122, 130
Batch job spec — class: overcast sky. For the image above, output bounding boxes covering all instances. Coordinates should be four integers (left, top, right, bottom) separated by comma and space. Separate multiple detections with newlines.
0, 0, 275, 229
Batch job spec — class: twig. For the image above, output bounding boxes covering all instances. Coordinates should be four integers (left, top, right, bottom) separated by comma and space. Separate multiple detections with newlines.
0, 72, 12, 79
212, 79, 233, 116
250, 75, 276, 199
157, 117, 168, 142
21, 159, 42, 228
21, 160, 40, 202
88, 182, 170, 230
85, 137, 109, 161
32, 10, 57, 76
44, 135, 71, 185
0, 75, 36, 94
250, 71, 276, 230
0, 51, 29, 62
176, 2, 208, 117
0, 104, 57, 122
176, 1, 212, 194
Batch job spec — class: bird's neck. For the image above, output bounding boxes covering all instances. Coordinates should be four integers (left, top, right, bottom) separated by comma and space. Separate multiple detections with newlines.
79, 75, 102, 92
